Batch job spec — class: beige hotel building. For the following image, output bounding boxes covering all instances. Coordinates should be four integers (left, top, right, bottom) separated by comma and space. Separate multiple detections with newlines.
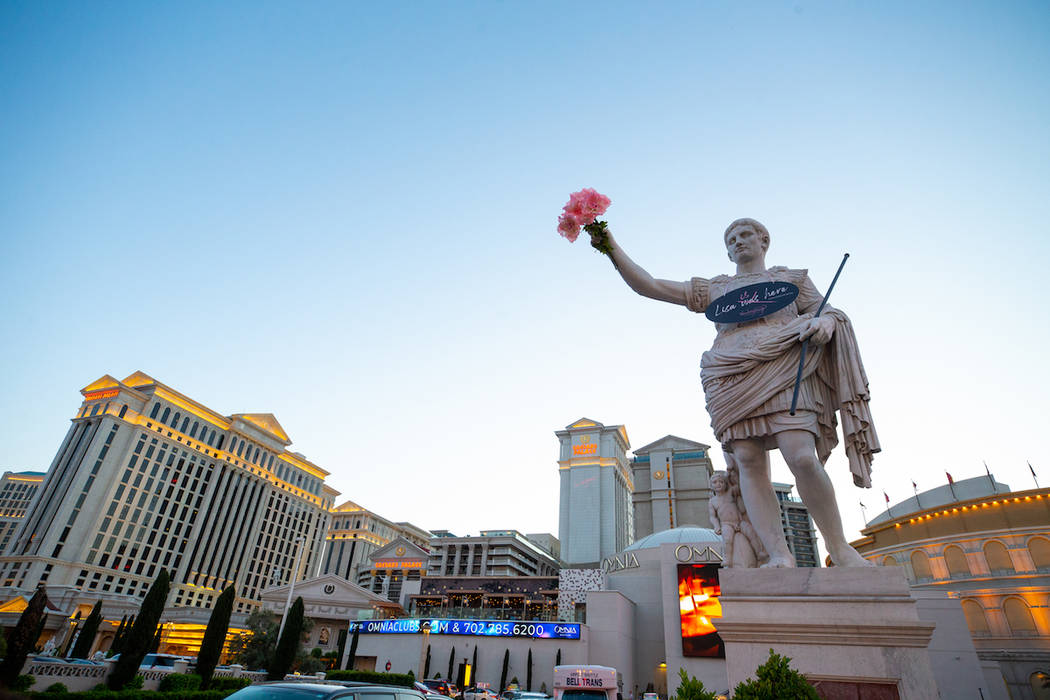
0, 371, 340, 651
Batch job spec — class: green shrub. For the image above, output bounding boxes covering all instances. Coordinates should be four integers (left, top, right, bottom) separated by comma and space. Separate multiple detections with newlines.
207, 676, 251, 691
325, 670, 415, 687
158, 673, 202, 692
124, 675, 144, 690
672, 668, 717, 700
12, 674, 35, 691
732, 649, 819, 700
43, 681, 69, 693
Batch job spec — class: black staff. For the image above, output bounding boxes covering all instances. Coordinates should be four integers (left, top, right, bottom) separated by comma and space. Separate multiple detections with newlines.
789, 253, 850, 415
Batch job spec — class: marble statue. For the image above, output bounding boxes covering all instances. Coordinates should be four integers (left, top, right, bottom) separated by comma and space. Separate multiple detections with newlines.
709, 470, 762, 568
595, 218, 879, 567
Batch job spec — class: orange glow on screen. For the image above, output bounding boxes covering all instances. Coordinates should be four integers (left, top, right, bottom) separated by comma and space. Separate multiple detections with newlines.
677, 563, 725, 658
679, 573, 722, 636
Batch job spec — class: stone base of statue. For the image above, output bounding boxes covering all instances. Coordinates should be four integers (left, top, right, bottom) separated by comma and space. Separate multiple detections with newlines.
715, 567, 938, 699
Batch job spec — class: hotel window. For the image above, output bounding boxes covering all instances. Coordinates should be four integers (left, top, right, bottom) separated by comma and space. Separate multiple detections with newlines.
172, 412, 181, 428
910, 550, 932, 581
119, 405, 128, 418
944, 545, 970, 578
190, 421, 198, 438
983, 540, 1014, 574
161, 407, 170, 423
1003, 597, 1038, 636
181, 417, 189, 433
1027, 537, 1050, 571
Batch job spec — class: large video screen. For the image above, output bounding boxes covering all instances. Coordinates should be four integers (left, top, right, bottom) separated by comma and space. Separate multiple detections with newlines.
677, 563, 724, 658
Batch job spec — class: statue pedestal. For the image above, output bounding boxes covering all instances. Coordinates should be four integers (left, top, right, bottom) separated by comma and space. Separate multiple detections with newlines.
716, 567, 938, 699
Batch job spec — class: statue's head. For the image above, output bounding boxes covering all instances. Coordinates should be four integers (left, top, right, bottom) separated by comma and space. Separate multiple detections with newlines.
711, 470, 728, 492
724, 218, 770, 263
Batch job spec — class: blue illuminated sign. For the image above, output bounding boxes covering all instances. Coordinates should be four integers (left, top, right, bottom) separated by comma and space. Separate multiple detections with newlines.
349, 619, 580, 640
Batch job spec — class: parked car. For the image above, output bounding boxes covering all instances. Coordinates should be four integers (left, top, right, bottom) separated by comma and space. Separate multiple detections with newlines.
463, 686, 499, 700
503, 693, 550, 700
423, 679, 455, 697
108, 652, 192, 669
226, 681, 428, 700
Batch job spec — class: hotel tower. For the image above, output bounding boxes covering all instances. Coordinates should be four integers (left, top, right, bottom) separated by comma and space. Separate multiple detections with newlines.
0, 372, 338, 624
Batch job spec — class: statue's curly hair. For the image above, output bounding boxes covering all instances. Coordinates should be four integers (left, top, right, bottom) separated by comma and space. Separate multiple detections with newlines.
723, 218, 770, 252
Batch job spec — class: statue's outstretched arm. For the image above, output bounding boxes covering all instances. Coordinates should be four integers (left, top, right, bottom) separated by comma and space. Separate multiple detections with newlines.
600, 231, 689, 306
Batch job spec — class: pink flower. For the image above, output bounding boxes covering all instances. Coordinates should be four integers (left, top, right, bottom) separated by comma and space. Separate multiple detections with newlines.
558, 188, 611, 242
558, 213, 581, 242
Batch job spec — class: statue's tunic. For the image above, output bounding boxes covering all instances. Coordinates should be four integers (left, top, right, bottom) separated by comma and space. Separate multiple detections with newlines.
686, 266, 880, 487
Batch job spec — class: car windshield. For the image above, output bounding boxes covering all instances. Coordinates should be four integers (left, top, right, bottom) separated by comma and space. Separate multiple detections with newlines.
560, 692, 604, 700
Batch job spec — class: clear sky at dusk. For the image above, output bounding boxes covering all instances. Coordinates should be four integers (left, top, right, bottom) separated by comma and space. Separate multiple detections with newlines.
3, 1, 1049, 553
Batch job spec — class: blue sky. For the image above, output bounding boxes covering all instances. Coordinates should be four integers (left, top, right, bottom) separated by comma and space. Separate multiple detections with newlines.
2, 1, 1049, 549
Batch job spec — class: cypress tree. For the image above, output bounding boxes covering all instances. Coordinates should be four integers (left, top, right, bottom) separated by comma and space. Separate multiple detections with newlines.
335, 629, 347, 671
499, 649, 509, 692
110, 615, 127, 655
197, 585, 235, 689
70, 601, 103, 659
471, 645, 477, 681
555, 649, 561, 667
268, 596, 305, 680
0, 586, 50, 688
423, 644, 431, 678
346, 623, 360, 671
447, 645, 456, 682
149, 623, 163, 653
526, 649, 533, 691
108, 569, 170, 690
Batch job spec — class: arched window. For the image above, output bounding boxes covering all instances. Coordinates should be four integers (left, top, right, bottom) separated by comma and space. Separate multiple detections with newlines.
189, 421, 198, 438
236, 441, 244, 458
944, 545, 970, 578
910, 550, 932, 581
881, 555, 899, 567
984, 540, 1014, 574
1029, 671, 1050, 700
253, 448, 260, 464
1029, 537, 1050, 571
150, 404, 160, 419
118, 404, 128, 419
161, 407, 170, 423
1003, 597, 1038, 635
961, 599, 990, 635
180, 417, 189, 433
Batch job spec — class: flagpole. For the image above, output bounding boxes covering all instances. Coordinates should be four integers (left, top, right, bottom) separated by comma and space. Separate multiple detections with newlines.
912, 480, 921, 509
984, 461, 997, 493
859, 501, 868, 526
1030, 461, 1040, 489
946, 472, 958, 501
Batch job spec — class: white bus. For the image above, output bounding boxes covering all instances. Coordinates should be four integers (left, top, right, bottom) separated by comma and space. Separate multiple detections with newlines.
552, 665, 619, 700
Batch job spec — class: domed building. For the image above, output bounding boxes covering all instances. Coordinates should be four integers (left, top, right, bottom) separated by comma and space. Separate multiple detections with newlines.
851, 475, 1050, 699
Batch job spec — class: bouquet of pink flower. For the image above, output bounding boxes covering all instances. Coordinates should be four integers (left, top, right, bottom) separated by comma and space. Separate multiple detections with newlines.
557, 188, 613, 255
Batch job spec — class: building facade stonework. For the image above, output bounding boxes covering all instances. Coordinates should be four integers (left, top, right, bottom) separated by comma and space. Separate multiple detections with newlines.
556, 418, 634, 566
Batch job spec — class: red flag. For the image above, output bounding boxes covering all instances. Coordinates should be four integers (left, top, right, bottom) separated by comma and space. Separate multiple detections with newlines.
911, 480, 917, 490
883, 490, 890, 504
946, 472, 954, 485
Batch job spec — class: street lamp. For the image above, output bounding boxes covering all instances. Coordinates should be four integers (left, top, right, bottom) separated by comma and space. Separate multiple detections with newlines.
277, 536, 307, 641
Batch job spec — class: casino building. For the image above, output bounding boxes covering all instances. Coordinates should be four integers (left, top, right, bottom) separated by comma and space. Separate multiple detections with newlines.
852, 475, 1050, 699
0, 372, 339, 654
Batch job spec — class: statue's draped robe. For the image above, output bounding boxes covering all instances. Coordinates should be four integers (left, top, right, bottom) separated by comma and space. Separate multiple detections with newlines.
687, 267, 880, 488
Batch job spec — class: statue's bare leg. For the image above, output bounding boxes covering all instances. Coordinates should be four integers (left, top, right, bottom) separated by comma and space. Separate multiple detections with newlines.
723, 523, 736, 568
774, 429, 872, 567
730, 439, 795, 568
